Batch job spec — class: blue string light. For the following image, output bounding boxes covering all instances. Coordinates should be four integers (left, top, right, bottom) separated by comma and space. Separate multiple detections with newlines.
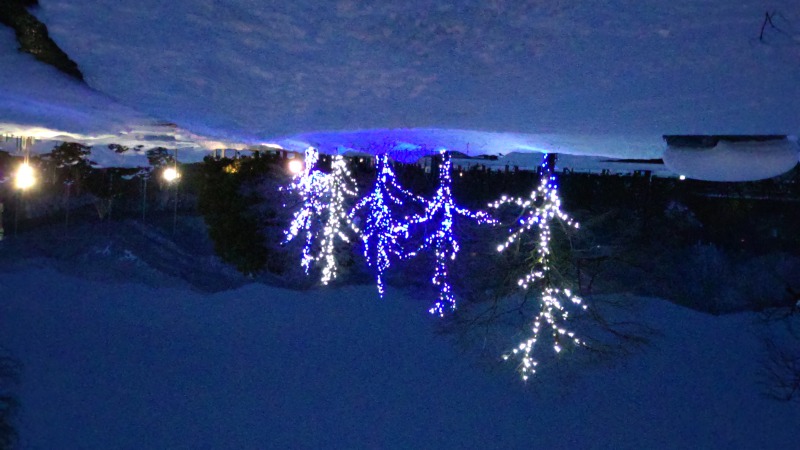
489, 154, 585, 380
350, 154, 424, 297
399, 149, 496, 316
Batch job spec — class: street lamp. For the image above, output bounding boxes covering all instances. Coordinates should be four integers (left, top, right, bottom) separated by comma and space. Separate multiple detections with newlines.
288, 158, 303, 174
163, 166, 180, 182
14, 161, 36, 190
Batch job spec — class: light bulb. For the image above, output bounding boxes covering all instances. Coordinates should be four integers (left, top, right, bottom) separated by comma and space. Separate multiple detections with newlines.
163, 167, 180, 182
14, 162, 36, 190
288, 159, 303, 174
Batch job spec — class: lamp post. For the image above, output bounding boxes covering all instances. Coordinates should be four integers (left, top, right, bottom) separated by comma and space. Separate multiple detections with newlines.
287, 158, 303, 174
14, 162, 35, 190
13, 137, 36, 236
141, 169, 148, 222
162, 150, 180, 235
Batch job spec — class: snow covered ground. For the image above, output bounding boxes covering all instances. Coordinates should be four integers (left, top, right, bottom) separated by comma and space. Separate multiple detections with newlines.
0, 261, 798, 448
0, 1, 797, 163
33, 0, 800, 141
0, 26, 147, 140
1, 3, 799, 446
0, 27, 201, 153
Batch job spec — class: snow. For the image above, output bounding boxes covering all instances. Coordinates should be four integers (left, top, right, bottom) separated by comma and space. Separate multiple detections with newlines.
0, 23, 218, 165
664, 139, 799, 181
273, 129, 668, 160
0, 0, 785, 162
0, 22, 242, 165
0, 28, 157, 142
1, 3, 798, 444
0, 264, 798, 448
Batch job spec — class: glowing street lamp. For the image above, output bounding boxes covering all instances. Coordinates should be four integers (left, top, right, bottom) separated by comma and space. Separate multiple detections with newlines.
162, 163, 181, 235
14, 162, 36, 190
287, 158, 304, 174
162, 166, 180, 182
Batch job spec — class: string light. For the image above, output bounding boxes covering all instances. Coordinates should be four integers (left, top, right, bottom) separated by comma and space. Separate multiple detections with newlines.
282, 147, 330, 273
317, 155, 358, 284
491, 154, 585, 380
350, 154, 424, 296
399, 149, 496, 316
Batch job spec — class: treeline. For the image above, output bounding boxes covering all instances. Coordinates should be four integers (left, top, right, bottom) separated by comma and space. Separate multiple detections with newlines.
4, 145, 799, 313
558, 169, 800, 313
0, 143, 189, 232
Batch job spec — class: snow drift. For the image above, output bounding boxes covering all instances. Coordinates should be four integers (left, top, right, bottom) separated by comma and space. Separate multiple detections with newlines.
0, 262, 799, 448
663, 139, 799, 181
29, 0, 800, 147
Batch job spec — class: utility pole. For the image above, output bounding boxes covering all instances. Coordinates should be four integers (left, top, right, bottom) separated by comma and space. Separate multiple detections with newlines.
172, 149, 179, 236
141, 173, 147, 222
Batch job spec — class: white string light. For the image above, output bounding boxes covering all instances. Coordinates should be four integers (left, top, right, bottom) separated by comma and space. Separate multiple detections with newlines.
318, 155, 358, 284
282, 147, 330, 273
490, 154, 585, 380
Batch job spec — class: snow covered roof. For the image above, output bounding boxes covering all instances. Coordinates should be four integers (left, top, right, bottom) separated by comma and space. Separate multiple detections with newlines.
664, 139, 799, 182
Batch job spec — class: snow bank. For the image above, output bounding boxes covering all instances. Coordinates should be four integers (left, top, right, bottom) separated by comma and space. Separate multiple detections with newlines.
0, 28, 153, 139
272, 128, 666, 160
2, 1, 798, 162
663, 139, 799, 181
34, 0, 800, 146
0, 266, 798, 448
0, 28, 217, 160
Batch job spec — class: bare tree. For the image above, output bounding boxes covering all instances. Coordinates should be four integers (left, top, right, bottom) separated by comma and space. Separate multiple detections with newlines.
0, 350, 19, 450
759, 285, 800, 402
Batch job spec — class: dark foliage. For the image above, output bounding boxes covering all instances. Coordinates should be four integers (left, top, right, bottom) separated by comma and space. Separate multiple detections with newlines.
38, 143, 180, 222
197, 156, 278, 276
0, 0, 83, 80
1, 142, 202, 232
5, 143, 800, 314
145, 148, 175, 168
554, 168, 800, 313
108, 144, 128, 154
43, 142, 93, 184
84, 167, 141, 220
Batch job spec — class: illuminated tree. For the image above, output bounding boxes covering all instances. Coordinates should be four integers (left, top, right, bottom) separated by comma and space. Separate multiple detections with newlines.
283, 147, 330, 273
399, 149, 495, 316
490, 154, 585, 380
350, 154, 424, 296
317, 155, 358, 284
